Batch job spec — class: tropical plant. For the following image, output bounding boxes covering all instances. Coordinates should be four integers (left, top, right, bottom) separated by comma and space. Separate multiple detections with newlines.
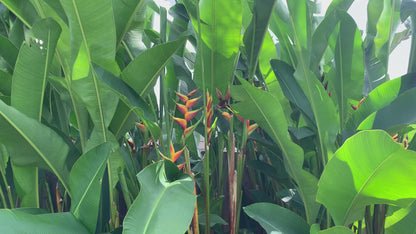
0, 0, 415, 233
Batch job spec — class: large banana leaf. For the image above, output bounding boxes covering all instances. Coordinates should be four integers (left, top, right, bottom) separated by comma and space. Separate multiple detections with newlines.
184, 0, 242, 95
332, 12, 364, 130
123, 160, 195, 234
231, 78, 319, 224
0, 210, 89, 233
121, 36, 187, 97
243, 0, 276, 81
317, 130, 416, 225
244, 203, 309, 234
0, 100, 70, 193
11, 18, 61, 121
10, 18, 61, 207
70, 143, 111, 233
59, 0, 119, 74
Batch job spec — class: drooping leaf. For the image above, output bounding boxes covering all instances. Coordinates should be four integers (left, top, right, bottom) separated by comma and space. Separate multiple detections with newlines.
123, 160, 195, 234
121, 36, 187, 97
0, 210, 89, 233
231, 78, 319, 224
70, 143, 111, 233
244, 203, 309, 234
317, 130, 416, 225
0, 100, 70, 193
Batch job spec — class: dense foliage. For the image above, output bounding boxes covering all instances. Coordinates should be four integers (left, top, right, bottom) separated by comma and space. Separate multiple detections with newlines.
0, 0, 415, 233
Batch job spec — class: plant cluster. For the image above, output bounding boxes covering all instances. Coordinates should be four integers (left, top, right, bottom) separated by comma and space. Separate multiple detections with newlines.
0, 0, 415, 233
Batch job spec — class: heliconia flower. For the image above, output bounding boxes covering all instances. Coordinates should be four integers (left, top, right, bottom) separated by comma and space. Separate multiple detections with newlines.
135, 122, 146, 132
186, 97, 200, 109
247, 123, 258, 136
159, 142, 184, 163
206, 92, 213, 127
216, 86, 231, 109
184, 124, 197, 138
127, 139, 135, 151
224, 86, 230, 102
216, 88, 223, 100
187, 88, 199, 97
185, 109, 201, 122
173, 117, 187, 130
176, 103, 188, 115
176, 91, 188, 103
206, 92, 214, 143
222, 112, 231, 122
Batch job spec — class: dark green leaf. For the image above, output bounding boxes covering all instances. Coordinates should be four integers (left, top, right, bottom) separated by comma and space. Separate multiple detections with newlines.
244, 203, 309, 234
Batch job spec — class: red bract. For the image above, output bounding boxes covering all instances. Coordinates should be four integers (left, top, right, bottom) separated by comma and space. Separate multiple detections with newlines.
159, 142, 184, 163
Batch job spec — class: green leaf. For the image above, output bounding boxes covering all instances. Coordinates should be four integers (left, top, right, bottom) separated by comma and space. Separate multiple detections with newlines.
0, 100, 70, 193
244, 203, 309, 234
121, 36, 187, 97
123, 160, 196, 234
231, 78, 319, 224
385, 201, 416, 234
0, 210, 89, 233
347, 73, 416, 130
317, 226, 355, 234
269, 2, 297, 66
11, 18, 61, 121
71, 69, 119, 143
70, 143, 111, 233
0, 35, 19, 69
243, 0, 276, 82
112, 0, 150, 47
364, 0, 401, 93
333, 12, 364, 129
0, 0, 39, 26
317, 130, 416, 225
59, 0, 119, 74
184, 0, 242, 95
271, 60, 314, 123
